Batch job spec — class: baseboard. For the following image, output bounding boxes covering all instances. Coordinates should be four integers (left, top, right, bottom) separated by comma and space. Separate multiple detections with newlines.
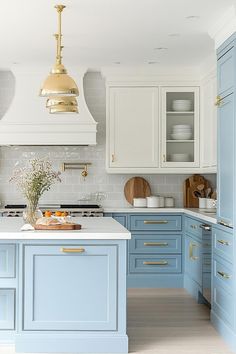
15, 333, 128, 353
127, 274, 183, 288
211, 310, 236, 352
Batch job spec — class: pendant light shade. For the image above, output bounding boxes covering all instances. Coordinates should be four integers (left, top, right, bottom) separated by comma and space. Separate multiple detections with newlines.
46, 96, 78, 114
40, 5, 79, 113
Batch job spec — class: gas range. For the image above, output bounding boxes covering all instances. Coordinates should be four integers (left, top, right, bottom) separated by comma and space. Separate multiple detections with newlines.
1, 204, 104, 217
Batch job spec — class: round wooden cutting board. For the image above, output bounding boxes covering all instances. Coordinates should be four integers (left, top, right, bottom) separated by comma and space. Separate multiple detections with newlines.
124, 177, 151, 205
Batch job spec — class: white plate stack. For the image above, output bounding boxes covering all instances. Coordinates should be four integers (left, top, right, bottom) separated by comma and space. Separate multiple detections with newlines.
171, 124, 192, 140
172, 99, 192, 111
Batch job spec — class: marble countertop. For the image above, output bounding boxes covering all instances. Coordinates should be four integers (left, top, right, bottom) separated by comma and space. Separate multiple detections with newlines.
0, 217, 131, 240
103, 207, 217, 224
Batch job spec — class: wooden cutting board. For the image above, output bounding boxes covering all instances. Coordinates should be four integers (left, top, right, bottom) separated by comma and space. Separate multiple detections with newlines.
183, 174, 211, 208
124, 177, 151, 205
35, 223, 81, 230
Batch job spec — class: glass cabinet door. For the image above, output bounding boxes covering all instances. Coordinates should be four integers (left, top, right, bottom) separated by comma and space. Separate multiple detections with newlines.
161, 87, 200, 168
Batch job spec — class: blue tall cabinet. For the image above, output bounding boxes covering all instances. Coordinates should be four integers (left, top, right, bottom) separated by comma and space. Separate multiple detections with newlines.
211, 33, 236, 351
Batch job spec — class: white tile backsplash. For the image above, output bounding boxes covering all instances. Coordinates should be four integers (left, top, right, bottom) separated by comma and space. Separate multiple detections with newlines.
0, 71, 216, 208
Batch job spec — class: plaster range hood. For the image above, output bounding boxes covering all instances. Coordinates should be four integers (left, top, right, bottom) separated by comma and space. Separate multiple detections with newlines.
0, 67, 97, 145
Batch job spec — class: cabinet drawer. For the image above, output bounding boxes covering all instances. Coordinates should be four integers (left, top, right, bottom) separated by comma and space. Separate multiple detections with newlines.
213, 256, 234, 292
0, 245, 15, 278
213, 228, 233, 262
185, 217, 202, 238
129, 234, 181, 254
129, 254, 181, 274
0, 289, 15, 330
212, 282, 234, 328
130, 215, 182, 231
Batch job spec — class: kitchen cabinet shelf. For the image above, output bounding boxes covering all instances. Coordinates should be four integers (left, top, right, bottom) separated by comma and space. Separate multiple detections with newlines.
166, 111, 194, 115
167, 140, 194, 143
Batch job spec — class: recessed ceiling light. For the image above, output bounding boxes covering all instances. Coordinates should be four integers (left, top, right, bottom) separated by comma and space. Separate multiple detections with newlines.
154, 47, 168, 51
186, 15, 200, 20
148, 61, 158, 65
168, 33, 180, 37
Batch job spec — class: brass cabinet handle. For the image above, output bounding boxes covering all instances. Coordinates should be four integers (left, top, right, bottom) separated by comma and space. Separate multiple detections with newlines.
219, 220, 233, 228
215, 95, 224, 106
111, 154, 115, 162
189, 242, 199, 260
144, 242, 168, 247
217, 239, 230, 246
60, 248, 85, 253
143, 261, 168, 265
144, 220, 168, 224
217, 270, 231, 279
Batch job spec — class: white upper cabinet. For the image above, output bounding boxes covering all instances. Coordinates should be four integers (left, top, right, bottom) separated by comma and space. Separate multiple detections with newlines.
104, 71, 216, 174
160, 87, 200, 168
107, 86, 159, 171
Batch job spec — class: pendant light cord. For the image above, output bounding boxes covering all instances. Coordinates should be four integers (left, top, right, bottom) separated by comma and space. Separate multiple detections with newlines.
55, 5, 65, 66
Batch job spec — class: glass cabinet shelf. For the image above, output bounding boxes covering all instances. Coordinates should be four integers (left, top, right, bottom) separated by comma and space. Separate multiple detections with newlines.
166, 140, 194, 143
166, 111, 194, 115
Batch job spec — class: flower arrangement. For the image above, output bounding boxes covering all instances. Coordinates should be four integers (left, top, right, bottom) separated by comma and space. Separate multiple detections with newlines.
10, 158, 61, 225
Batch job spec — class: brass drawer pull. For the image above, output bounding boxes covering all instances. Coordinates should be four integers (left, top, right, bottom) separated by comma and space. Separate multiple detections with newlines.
144, 220, 168, 225
60, 248, 85, 253
217, 270, 231, 279
189, 242, 199, 261
217, 239, 230, 246
215, 95, 224, 106
143, 261, 168, 265
144, 242, 168, 247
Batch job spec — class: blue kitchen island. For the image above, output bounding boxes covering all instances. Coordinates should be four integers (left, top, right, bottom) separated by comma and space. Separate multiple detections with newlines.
0, 217, 130, 353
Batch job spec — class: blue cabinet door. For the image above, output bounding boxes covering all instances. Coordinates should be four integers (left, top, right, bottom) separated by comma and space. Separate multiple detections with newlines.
0, 289, 15, 330
23, 244, 117, 331
185, 235, 202, 286
217, 93, 234, 227
112, 214, 128, 227
218, 47, 234, 98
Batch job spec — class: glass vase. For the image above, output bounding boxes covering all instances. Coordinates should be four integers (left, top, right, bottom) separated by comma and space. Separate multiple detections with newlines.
23, 200, 42, 226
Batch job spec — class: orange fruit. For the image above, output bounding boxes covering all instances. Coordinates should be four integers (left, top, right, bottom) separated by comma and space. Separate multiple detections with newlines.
61, 211, 68, 217
45, 210, 52, 217
55, 211, 62, 217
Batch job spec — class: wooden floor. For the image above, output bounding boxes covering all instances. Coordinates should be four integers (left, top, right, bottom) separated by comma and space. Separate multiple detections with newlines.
0, 288, 233, 354
128, 288, 233, 354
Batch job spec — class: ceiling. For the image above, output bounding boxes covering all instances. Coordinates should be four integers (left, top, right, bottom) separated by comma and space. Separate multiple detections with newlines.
0, 0, 234, 70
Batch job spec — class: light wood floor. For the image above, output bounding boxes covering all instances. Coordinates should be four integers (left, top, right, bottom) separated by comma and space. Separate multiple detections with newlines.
128, 288, 233, 354
0, 288, 233, 354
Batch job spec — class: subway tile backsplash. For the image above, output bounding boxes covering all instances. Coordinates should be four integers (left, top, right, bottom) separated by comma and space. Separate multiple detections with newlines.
0, 71, 216, 208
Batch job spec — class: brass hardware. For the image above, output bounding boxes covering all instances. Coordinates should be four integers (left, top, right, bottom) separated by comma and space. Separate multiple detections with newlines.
190, 224, 197, 229
215, 95, 224, 106
217, 270, 231, 279
144, 242, 168, 247
60, 247, 85, 253
112, 154, 115, 163
143, 261, 168, 265
163, 154, 166, 162
62, 162, 91, 179
219, 220, 233, 228
189, 242, 198, 260
40, 4, 79, 114
217, 239, 230, 246
144, 220, 168, 224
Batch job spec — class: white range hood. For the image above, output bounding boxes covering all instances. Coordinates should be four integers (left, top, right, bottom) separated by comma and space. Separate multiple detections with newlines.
0, 67, 97, 145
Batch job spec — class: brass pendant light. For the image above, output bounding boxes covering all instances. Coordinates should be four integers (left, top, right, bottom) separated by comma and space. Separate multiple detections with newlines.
40, 5, 79, 114
46, 96, 78, 114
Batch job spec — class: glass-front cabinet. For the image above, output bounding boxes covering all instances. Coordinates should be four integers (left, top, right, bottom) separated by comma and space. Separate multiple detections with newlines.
161, 87, 200, 168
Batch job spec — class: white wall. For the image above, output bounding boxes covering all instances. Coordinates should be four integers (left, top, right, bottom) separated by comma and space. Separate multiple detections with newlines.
0, 71, 216, 207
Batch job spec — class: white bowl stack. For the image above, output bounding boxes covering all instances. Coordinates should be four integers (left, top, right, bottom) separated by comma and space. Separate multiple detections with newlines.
171, 124, 192, 140
172, 99, 192, 111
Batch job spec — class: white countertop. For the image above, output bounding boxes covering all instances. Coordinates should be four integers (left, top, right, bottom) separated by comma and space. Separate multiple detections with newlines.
103, 207, 217, 224
0, 217, 131, 240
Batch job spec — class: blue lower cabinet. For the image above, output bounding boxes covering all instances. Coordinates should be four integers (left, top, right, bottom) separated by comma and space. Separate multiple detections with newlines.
112, 214, 128, 228
130, 214, 182, 231
212, 281, 234, 329
129, 234, 181, 254
0, 289, 15, 330
130, 254, 181, 274
23, 245, 118, 331
0, 245, 15, 278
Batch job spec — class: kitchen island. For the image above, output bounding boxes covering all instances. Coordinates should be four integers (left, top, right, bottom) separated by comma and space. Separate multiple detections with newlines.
0, 217, 130, 353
